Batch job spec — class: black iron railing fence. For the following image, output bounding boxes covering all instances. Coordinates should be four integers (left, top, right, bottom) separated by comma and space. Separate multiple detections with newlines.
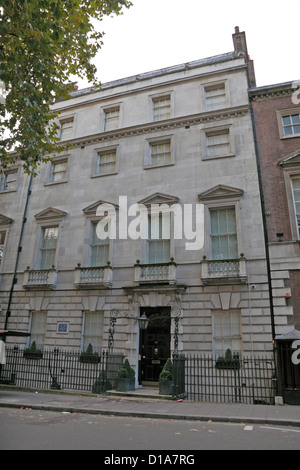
173, 354, 276, 405
0, 347, 123, 393
1, 347, 277, 404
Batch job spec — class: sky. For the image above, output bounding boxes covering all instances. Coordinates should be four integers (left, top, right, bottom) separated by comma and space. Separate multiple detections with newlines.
76, 0, 299, 90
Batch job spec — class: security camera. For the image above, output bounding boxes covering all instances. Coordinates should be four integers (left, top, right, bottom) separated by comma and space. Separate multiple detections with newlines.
250, 285, 256, 290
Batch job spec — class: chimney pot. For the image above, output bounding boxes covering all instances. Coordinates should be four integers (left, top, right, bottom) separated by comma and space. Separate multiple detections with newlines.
235, 26, 240, 33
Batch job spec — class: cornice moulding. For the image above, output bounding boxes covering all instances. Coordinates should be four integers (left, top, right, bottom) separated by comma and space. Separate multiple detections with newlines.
62, 105, 249, 150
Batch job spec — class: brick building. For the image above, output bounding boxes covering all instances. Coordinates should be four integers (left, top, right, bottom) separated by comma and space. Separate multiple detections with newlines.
249, 82, 300, 333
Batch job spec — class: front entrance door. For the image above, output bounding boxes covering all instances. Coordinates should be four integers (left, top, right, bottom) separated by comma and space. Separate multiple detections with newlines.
139, 307, 171, 384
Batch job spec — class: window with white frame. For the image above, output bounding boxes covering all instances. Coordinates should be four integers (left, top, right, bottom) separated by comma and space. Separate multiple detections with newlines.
206, 129, 231, 158
149, 140, 171, 167
291, 177, 300, 237
210, 208, 238, 260
48, 158, 68, 183
282, 113, 300, 137
0, 168, 18, 191
29, 311, 47, 349
82, 311, 104, 352
59, 117, 74, 141
205, 83, 226, 111
96, 149, 117, 175
39, 227, 59, 269
90, 222, 110, 266
0, 231, 6, 268
152, 95, 171, 121
213, 310, 242, 358
104, 107, 120, 131
148, 213, 170, 264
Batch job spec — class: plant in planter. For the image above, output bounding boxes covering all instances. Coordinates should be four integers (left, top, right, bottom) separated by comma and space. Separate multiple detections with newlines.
116, 358, 135, 392
79, 343, 100, 363
159, 358, 173, 395
215, 348, 240, 369
23, 341, 43, 360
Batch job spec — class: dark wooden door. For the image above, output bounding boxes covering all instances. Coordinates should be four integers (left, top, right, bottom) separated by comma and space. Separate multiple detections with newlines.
139, 308, 171, 383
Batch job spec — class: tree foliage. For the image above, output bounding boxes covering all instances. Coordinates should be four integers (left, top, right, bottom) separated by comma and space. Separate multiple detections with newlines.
0, 0, 132, 173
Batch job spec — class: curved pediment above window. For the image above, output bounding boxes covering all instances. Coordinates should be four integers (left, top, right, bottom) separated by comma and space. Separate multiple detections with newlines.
198, 184, 244, 202
34, 207, 67, 222
138, 192, 180, 207
278, 149, 300, 168
0, 214, 13, 226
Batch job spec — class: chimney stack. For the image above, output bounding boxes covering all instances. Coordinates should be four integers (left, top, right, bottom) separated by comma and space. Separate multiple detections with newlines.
232, 27, 256, 88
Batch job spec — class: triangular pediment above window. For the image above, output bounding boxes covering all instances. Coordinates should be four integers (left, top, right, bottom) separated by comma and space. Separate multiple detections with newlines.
83, 200, 119, 216
138, 192, 180, 207
198, 184, 244, 201
278, 149, 300, 167
34, 207, 67, 221
0, 214, 13, 226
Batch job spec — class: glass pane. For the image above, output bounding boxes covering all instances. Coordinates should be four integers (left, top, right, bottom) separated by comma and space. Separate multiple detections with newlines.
227, 208, 236, 232
284, 126, 293, 136
228, 234, 238, 258
211, 237, 220, 259
91, 245, 109, 266
210, 211, 219, 234
292, 178, 300, 190
218, 211, 227, 234
282, 116, 291, 126
294, 125, 300, 134
43, 228, 58, 248
291, 114, 300, 124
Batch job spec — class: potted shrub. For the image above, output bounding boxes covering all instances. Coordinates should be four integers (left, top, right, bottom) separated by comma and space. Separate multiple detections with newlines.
79, 343, 100, 363
215, 348, 240, 369
159, 358, 173, 395
116, 359, 135, 392
23, 341, 43, 360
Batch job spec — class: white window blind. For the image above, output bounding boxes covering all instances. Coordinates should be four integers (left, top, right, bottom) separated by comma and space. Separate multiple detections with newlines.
205, 84, 226, 111
96, 150, 116, 175
153, 96, 171, 121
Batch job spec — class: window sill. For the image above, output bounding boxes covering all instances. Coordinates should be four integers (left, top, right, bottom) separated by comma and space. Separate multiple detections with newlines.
202, 153, 235, 161
91, 172, 118, 178
144, 162, 175, 170
280, 134, 300, 140
44, 180, 68, 186
0, 189, 17, 194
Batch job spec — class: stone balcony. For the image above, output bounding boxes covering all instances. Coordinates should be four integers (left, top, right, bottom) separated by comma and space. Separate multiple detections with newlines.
74, 263, 113, 289
134, 259, 177, 285
23, 267, 57, 290
201, 255, 247, 285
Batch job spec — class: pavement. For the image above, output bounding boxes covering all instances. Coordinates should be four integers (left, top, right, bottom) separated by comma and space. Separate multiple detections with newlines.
1, 385, 300, 428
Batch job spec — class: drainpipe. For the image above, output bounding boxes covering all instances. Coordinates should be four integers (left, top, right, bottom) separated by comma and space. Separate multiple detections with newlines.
4, 171, 33, 336
248, 99, 276, 347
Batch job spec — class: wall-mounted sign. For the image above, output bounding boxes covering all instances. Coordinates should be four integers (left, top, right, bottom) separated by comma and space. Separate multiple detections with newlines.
57, 322, 69, 334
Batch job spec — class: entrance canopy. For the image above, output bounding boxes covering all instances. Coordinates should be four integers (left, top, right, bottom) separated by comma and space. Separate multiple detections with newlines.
275, 329, 300, 341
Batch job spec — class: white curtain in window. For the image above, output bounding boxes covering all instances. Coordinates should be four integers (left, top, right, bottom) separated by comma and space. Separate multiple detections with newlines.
210, 208, 237, 260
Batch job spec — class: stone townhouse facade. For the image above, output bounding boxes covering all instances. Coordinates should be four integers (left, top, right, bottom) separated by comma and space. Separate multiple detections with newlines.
0, 28, 275, 386
249, 82, 300, 336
